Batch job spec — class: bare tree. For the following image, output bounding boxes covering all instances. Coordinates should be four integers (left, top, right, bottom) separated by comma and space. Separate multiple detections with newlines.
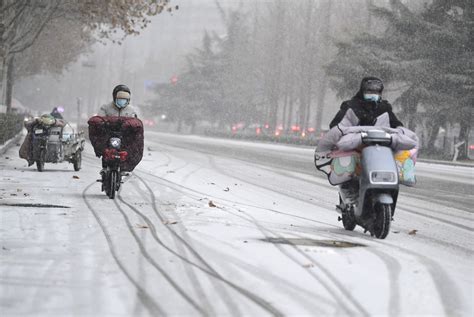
0, 0, 175, 112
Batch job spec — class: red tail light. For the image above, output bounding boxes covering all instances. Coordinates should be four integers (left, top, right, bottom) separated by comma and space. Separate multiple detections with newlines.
119, 151, 128, 162
103, 148, 117, 161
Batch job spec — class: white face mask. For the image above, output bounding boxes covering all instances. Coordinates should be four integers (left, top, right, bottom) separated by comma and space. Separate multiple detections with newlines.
363, 93, 381, 102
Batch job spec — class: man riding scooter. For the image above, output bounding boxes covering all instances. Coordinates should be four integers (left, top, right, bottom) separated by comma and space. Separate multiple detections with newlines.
315, 77, 418, 238
88, 84, 144, 198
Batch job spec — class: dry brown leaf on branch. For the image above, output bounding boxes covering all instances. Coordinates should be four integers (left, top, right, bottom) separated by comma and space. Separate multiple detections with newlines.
408, 229, 418, 235
208, 201, 217, 208
73, 175, 80, 179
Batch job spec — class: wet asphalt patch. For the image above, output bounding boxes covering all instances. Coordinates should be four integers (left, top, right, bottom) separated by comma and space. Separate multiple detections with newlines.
0, 203, 71, 209
261, 238, 365, 248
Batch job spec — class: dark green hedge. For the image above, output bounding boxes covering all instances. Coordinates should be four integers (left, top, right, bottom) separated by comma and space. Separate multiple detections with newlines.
0, 113, 24, 145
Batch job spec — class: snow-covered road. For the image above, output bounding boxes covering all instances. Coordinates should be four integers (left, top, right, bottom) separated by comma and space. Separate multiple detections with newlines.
1, 132, 473, 316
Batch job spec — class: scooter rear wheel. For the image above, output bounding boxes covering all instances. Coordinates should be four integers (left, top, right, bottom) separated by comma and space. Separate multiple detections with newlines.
339, 195, 356, 231
73, 150, 82, 171
373, 203, 391, 239
342, 208, 356, 231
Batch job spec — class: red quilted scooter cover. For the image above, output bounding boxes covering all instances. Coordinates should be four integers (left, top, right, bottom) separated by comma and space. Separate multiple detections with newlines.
88, 116, 144, 172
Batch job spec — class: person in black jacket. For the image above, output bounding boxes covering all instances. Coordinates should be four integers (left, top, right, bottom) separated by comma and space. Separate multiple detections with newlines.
50, 107, 64, 120
329, 77, 403, 129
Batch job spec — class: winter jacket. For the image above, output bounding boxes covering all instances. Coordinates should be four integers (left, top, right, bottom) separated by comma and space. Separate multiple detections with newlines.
98, 102, 139, 118
329, 92, 403, 129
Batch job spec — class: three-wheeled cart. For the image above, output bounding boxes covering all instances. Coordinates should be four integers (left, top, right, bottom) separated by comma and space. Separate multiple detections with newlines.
31, 121, 86, 172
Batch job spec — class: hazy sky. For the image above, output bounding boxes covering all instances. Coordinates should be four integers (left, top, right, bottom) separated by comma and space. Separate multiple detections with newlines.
16, 0, 243, 113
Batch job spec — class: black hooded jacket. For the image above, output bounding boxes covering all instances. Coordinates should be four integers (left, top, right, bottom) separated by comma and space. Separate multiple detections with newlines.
329, 78, 403, 129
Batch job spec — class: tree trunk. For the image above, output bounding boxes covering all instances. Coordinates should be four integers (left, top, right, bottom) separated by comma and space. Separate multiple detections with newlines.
0, 57, 6, 105
282, 87, 289, 130
298, 87, 306, 128
426, 123, 440, 153
314, 0, 332, 132
286, 93, 295, 130
304, 80, 312, 131
5, 55, 14, 113
366, 0, 372, 29
269, 95, 279, 130
457, 109, 472, 160
315, 79, 328, 132
407, 100, 418, 131
426, 114, 444, 154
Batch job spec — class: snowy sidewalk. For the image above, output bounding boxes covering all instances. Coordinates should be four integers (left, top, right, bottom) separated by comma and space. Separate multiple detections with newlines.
0, 132, 23, 156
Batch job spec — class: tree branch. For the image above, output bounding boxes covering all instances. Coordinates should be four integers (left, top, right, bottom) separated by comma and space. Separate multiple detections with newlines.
0, 0, 21, 13
9, 1, 60, 55
4, 1, 29, 34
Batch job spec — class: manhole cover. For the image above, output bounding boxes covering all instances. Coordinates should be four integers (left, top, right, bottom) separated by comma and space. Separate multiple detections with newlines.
261, 238, 365, 248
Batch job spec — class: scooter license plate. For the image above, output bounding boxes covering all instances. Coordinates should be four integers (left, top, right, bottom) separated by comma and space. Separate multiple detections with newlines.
35, 129, 43, 134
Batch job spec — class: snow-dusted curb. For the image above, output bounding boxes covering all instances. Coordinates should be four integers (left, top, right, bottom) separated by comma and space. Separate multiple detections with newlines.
0, 132, 23, 156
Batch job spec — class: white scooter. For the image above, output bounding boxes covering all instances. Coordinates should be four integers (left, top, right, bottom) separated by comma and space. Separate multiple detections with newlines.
337, 130, 399, 239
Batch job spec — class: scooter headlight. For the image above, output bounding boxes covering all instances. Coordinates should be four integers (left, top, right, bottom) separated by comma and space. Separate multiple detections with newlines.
370, 171, 397, 184
110, 137, 121, 149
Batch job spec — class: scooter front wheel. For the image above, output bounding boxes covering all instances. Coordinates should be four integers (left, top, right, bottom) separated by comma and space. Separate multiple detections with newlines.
342, 209, 356, 231
36, 160, 44, 172
36, 149, 45, 172
373, 203, 391, 239
73, 150, 82, 171
107, 171, 118, 199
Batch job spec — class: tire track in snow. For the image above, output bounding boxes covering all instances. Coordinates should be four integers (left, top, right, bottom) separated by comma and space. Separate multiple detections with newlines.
397, 205, 473, 232
124, 182, 219, 316
205, 154, 336, 211
288, 231, 402, 317
136, 168, 338, 228
224, 207, 369, 316
147, 138, 336, 205
133, 175, 285, 317
119, 185, 241, 317
398, 200, 474, 222
81, 182, 165, 316
129, 173, 334, 315
327, 229, 464, 316
187, 238, 336, 315
111, 196, 208, 316
400, 190, 472, 214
